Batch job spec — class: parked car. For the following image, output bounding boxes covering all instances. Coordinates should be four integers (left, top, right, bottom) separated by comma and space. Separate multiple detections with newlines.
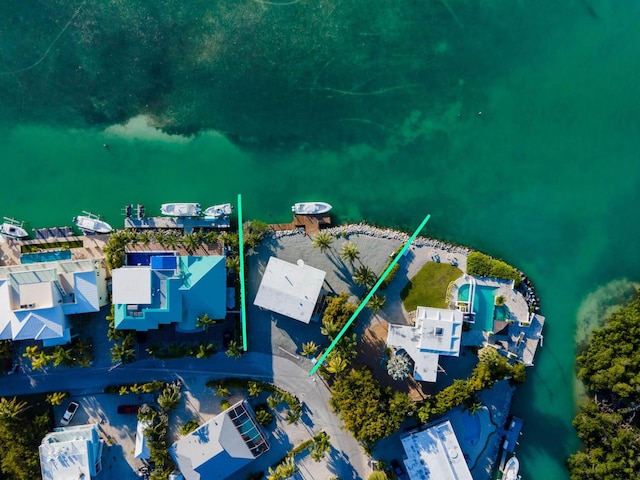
117, 404, 141, 414
60, 401, 79, 426
391, 459, 406, 479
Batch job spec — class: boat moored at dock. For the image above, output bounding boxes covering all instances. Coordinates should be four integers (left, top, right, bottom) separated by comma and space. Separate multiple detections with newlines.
292, 202, 332, 215
73, 212, 113, 234
502, 455, 520, 480
0, 217, 29, 238
203, 203, 233, 218
161, 203, 202, 217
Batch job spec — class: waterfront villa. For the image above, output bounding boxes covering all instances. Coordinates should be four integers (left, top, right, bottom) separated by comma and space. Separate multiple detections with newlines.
112, 254, 226, 331
451, 275, 545, 365
253, 257, 326, 323
400, 419, 473, 480
39, 424, 104, 480
0, 259, 107, 346
170, 400, 269, 480
387, 307, 464, 382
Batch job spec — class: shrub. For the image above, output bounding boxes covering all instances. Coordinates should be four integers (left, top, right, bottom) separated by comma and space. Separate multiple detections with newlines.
467, 252, 521, 287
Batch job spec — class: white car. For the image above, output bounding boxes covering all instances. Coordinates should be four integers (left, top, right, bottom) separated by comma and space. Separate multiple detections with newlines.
60, 401, 79, 426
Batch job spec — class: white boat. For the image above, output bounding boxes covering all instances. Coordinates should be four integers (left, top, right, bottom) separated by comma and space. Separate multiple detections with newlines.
503, 455, 520, 480
0, 217, 28, 238
203, 203, 233, 218
292, 202, 332, 215
73, 212, 113, 234
161, 203, 201, 217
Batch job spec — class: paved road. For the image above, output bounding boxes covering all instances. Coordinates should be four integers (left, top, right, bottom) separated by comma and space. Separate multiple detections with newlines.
0, 352, 371, 480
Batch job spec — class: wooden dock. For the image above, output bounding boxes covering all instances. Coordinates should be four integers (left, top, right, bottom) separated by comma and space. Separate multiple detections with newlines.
270, 214, 332, 236
124, 215, 231, 232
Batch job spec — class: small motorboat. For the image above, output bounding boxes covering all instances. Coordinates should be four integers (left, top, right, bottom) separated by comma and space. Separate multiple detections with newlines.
161, 203, 201, 217
0, 217, 28, 238
73, 212, 113, 234
502, 455, 520, 480
292, 202, 332, 215
203, 203, 233, 218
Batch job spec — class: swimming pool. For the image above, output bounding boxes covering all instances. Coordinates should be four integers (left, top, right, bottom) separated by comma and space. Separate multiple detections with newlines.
458, 283, 497, 331
21, 250, 72, 264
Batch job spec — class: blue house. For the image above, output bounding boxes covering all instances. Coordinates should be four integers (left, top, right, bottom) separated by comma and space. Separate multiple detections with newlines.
112, 255, 226, 331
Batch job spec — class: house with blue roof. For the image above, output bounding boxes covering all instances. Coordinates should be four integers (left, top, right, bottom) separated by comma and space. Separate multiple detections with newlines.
0, 259, 107, 346
112, 255, 226, 331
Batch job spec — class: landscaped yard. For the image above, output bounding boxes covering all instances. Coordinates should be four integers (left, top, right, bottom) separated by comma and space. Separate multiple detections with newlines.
400, 262, 463, 311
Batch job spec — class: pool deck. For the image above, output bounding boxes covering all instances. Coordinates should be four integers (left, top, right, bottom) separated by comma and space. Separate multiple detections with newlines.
0, 233, 109, 267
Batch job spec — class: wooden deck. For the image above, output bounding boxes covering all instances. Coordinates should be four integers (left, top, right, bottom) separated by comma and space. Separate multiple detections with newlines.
270, 214, 332, 235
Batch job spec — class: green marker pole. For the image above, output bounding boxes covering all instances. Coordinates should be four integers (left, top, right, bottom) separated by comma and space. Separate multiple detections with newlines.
309, 214, 431, 375
237, 194, 248, 351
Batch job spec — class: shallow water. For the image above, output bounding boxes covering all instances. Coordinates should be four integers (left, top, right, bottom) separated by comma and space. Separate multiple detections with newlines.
2, 1, 640, 478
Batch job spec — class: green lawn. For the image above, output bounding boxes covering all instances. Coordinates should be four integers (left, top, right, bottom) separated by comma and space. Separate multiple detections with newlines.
400, 262, 463, 311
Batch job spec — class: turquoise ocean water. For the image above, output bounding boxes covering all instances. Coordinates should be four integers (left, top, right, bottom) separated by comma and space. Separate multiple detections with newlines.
2, 1, 640, 478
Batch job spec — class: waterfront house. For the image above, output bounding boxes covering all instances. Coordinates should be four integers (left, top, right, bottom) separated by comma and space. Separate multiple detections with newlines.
39, 424, 104, 479
170, 400, 269, 480
0, 259, 106, 346
387, 306, 463, 382
112, 255, 226, 331
253, 256, 326, 323
400, 419, 472, 480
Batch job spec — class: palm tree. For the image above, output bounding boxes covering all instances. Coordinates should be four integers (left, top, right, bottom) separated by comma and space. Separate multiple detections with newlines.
196, 343, 216, 359
320, 319, 342, 339
285, 408, 302, 424
301, 341, 319, 357
248, 381, 263, 397
182, 233, 201, 253
51, 346, 74, 367
46, 392, 68, 406
0, 397, 29, 420
267, 394, 282, 410
111, 334, 136, 364
309, 431, 331, 462
31, 351, 50, 371
214, 386, 230, 397
325, 354, 348, 375
387, 352, 412, 380
340, 241, 360, 264
353, 265, 376, 287
311, 232, 334, 253
367, 293, 387, 314
23, 345, 38, 360
158, 383, 182, 411
278, 456, 298, 479
225, 340, 243, 360
195, 314, 219, 331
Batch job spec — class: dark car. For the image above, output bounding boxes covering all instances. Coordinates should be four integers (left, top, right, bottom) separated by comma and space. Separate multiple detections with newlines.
117, 404, 141, 414
391, 459, 406, 478
60, 401, 79, 426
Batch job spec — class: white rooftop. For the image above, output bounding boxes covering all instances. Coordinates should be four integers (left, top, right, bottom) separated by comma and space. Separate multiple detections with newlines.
112, 267, 152, 305
401, 420, 472, 480
39, 424, 103, 480
253, 257, 326, 323
387, 307, 463, 383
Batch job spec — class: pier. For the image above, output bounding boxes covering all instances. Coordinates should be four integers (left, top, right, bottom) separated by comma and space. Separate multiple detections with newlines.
124, 215, 231, 232
270, 214, 332, 236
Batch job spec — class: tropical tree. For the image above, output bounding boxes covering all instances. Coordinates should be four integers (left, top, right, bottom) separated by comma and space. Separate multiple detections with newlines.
325, 353, 348, 376
225, 340, 243, 360
267, 456, 298, 480
46, 392, 68, 406
340, 241, 360, 264
367, 293, 387, 314
301, 341, 319, 357
195, 314, 219, 331
180, 419, 199, 436
267, 394, 283, 410
285, 408, 302, 425
248, 381, 263, 397
353, 265, 376, 287
22, 345, 39, 361
31, 351, 50, 371
387, 352, 412, 381
51, 346, 74, 367
311, 232, 334, 253
309, 431, 331, 462
196, 343, 216, 359
255, 408, 274, 427
322, 292, 357, 333
368, 472, 388, 480
320, 319, 342, 339
158, 383, 182, 411
214, 386, 230, 398
0, 397, 29, 420
111, 333, 136, 364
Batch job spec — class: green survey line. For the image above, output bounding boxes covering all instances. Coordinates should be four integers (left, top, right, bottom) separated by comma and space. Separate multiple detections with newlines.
309, 214, 431, 375
237, 193, 248, 351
